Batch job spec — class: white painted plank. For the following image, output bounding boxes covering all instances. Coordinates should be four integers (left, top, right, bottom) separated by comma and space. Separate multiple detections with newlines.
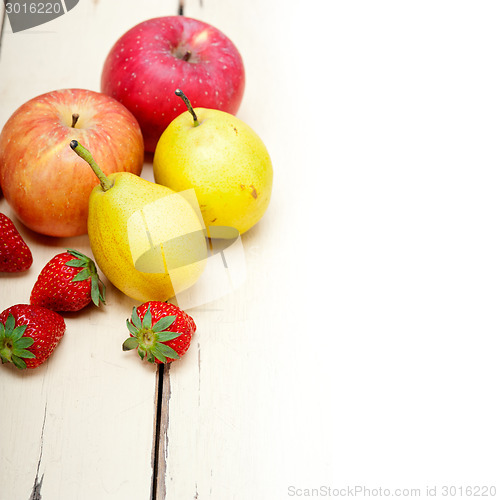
0, 0, 182, 124
164, 1, 498, 499
0, 2, 181, 499
0, 198, 159, 500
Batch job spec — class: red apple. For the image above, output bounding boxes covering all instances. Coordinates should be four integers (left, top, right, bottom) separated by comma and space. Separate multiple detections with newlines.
0, 88, 144, 237
101, 16, 245, 152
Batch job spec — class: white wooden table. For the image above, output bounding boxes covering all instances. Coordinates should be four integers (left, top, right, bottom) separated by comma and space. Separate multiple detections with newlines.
2, 1, 498, 499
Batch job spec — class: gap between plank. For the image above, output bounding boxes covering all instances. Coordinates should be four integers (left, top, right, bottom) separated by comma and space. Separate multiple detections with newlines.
29, 402, 47, 500
0, 2, 6, 53
177, 0, 205, 16
151, 362, 171, 500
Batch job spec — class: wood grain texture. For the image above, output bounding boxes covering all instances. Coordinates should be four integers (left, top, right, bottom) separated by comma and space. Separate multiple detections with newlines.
0, 199, 159, 500
0, 2, 176, 499
162, 0, 498, 498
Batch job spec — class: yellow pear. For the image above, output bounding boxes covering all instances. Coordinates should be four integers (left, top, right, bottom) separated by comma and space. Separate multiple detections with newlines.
70, 140, 206, 303
153, 89, 273, 235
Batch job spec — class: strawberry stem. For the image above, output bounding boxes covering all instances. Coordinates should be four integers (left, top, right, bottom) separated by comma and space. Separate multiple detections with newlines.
69, 140, 113, 192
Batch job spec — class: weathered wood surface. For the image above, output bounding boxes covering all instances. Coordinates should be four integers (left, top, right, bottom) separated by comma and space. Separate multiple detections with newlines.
0, 3, 177, 499
2, 1, 498, 499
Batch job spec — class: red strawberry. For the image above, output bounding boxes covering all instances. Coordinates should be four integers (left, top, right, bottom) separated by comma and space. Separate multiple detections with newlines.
30, 249, 105, 312
0, 213, 33, 272
0, 304, 65, 369
122, 301, 196, 364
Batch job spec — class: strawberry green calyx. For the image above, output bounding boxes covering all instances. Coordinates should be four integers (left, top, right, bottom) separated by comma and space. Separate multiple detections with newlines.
65, 249, 106, 307
0, 313, 35, 370
123, 306, 181, 363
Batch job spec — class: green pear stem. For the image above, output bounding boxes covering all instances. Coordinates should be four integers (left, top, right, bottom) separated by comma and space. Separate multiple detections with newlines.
69, 140, 113, 192
175, 88, 200, 127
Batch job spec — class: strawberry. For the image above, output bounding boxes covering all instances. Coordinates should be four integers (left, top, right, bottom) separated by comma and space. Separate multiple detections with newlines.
0, 213, 33, 272
30, 249, 105, 312
0, 304, 65, 369
122, 301, 196, 364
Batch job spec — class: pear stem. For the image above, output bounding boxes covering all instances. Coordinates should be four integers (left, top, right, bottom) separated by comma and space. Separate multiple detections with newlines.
69, 140, 113, 192
71, 113, 79, 128
175, 88, 199, 127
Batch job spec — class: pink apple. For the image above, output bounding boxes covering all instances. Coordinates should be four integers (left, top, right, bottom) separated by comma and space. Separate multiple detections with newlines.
101, 16, 245, 152
0, 88, 144, 237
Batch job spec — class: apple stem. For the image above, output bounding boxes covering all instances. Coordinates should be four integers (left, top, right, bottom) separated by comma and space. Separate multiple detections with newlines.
175, 89, 200, 127
69, 140, 113, 192
182, 50, 192, 62
71, 113, 79, 128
